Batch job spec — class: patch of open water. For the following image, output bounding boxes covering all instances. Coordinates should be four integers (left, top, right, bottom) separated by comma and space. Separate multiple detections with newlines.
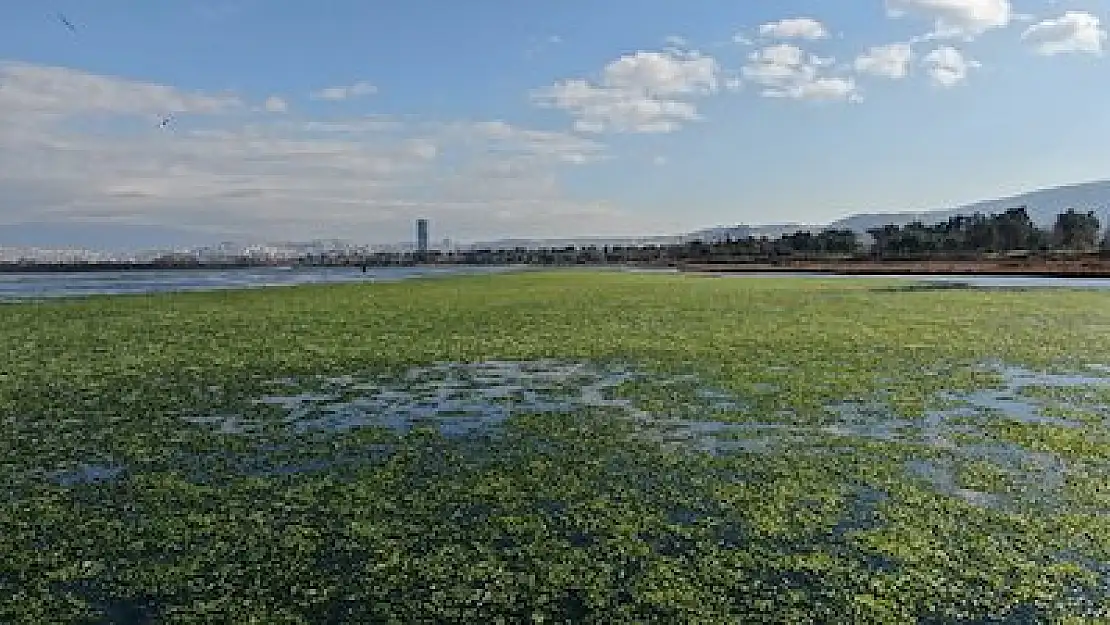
50, 462, 124, 487
51, 358, 1110, 516
0, 265, 522, 301
245, 360, 654, 436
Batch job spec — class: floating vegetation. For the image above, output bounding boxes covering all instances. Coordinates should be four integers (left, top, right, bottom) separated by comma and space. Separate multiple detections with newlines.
5, 270, 1110, 621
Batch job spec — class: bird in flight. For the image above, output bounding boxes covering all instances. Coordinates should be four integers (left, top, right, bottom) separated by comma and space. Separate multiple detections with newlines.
57, 12, 77, 34
159, 115, 173, 129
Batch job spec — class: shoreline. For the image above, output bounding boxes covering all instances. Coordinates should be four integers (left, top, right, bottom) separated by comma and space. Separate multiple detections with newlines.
677, 260, 1110, 278
8, 258, 1110, 279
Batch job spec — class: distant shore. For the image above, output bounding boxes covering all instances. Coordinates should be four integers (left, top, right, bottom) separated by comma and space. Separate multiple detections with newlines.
677, 258, 1110, 278
8, 257, 1110, 278
0, 261, 292, 273
0, 261, 611, 274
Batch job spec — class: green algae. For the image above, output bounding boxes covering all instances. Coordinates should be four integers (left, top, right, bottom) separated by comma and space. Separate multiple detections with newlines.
4, 271, 1110, 622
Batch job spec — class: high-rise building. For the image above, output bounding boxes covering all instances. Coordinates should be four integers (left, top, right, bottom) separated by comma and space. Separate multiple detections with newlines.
416, 218, 429, 254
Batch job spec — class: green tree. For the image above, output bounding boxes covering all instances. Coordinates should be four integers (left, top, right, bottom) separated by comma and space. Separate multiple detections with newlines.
866, 224, 901, 258
992, 206, 1039, 251
1052, 209, 1101, 251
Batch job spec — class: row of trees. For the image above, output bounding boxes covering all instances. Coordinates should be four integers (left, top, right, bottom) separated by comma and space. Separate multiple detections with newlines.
864, 207, 1102, 259
284, 207, 1110, 268
693, 228, 862, 260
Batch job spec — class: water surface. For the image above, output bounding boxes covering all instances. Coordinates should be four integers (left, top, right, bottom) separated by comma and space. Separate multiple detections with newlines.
5, 265, 1110, 301
0, 265, 520, 301
712, 271, 1110, 290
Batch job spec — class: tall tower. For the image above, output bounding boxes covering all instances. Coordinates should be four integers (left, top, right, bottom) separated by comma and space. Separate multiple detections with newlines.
416, 218, 429, 255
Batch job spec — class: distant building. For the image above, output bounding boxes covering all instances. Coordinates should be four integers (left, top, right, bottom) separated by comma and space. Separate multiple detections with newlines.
416, 219, 429, 254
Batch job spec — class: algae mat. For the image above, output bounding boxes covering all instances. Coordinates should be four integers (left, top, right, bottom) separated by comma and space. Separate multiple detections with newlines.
4, 271, 1110, 622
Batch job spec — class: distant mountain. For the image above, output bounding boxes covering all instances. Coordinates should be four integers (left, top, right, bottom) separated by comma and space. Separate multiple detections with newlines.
827, 179, 1110, 233
675, 180, 1110, 246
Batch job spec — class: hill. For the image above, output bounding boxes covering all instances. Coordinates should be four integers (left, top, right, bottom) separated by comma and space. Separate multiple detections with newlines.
827, 179, 1110, 233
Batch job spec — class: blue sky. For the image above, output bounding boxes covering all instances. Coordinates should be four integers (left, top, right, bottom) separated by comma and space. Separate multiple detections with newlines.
1, 0, 1109, 248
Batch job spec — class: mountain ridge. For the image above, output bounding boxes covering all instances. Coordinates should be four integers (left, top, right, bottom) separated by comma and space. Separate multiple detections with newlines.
688, 179, 1110, 243
826, 179, 1110, 233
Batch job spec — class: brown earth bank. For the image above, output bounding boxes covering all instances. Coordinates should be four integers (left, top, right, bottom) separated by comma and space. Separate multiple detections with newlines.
678, 257, 1110, 277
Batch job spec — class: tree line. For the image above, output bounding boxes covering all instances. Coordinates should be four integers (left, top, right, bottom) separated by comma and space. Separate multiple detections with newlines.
392, 206, 1108, 267
863, 207, 1103, 259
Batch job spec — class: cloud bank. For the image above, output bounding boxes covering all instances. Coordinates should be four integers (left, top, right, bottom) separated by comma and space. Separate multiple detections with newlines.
0, 62, 668, 244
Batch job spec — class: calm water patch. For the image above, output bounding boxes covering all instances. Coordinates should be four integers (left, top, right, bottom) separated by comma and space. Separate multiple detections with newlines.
58, 358, 1110, 513
8, 267, 1110, 302
242, 360, 657, 437
905, 458, 1004, 510
712, 271, 1110, 290
0, 265, 520, 301
50, 462, 124, 487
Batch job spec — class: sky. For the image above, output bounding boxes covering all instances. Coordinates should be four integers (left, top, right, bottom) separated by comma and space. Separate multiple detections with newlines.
2, 0, 1110, 248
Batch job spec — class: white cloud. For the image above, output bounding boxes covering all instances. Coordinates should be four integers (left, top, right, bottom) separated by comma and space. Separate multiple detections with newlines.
601, 50, 719, 96
742, 44, 861, 101
854, 43, 915, 78
921, 46, 980, 86
403, 138, 438, 160
0, 61, 241, 123
298, 115, 409, 134
758, 18, 830, 40
262, 95, 288, 113
1022, 11, 1106, 55
0, 61, 659, 244
309, 81, 377, 101
785, 77, 860, 101
438, 120, 608, 165
531, 48, 721, 133
886, 0, 1012, 39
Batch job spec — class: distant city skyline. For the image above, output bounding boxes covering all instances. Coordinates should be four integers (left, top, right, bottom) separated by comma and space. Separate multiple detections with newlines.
2, 1, 1109, 247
